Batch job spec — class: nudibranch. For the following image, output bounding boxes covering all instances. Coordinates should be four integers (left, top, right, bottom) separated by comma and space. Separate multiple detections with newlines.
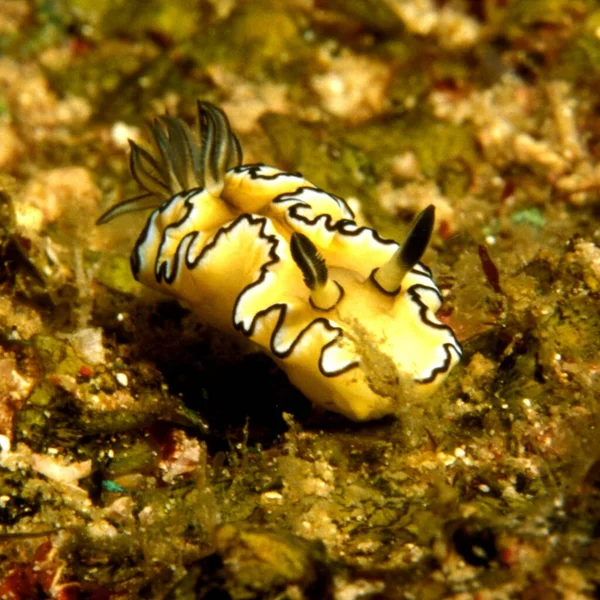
97, 102, 462, 421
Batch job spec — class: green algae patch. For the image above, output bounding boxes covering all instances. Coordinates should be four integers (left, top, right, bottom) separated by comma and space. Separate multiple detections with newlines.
103, 438, 160, 478
258, 111, 412, 236
94, 252, 142, 296
15, 379, 84, 451
43, 39, 159, 114
66, 0, 201, 41
499, 0, 595, 38
213, 524, 328, 597
510, 207, 547, 228
78, 388, 178, 435
437, 157, 474, 201
260, 112, 377, 201
322, 0, 404, 34
10, 0, 73, 56
386, 65, 430, 108
551, 9, 600, 83
185, 2, 310, 81
344, 109, 478, 179
33, 335, 82, 376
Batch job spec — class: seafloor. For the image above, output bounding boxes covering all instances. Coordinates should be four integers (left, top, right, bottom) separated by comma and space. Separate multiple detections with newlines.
1, 1, 599, 598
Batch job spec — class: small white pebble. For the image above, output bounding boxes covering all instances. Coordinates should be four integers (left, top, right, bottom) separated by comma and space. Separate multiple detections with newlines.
522, 398, 532, 407
263, 491, 282, 500
111, 122, 139, 149
116, 313, 125, 322
454, 447, 466, 458
478, 484, 491, 493
391, 152, 420, 179
501, 403, 509, 409
47, 447, 59, 455
115, 372, 128, 387
260, 491, 283, 505
441, 454, 456, 466
0, 434, 11, 453
45, 244, 60, 266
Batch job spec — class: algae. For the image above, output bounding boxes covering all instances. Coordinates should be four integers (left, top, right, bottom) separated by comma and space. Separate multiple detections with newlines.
344, 109, 478, 179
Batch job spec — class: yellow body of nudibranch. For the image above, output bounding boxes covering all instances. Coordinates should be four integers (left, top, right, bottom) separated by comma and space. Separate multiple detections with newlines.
98, 102, 462, 421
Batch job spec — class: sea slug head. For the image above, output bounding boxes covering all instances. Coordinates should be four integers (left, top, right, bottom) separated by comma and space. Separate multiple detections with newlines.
284, 205, 462, 420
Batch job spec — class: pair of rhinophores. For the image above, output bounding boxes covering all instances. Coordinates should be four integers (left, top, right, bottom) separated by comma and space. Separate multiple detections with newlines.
97, 101, 462, 421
